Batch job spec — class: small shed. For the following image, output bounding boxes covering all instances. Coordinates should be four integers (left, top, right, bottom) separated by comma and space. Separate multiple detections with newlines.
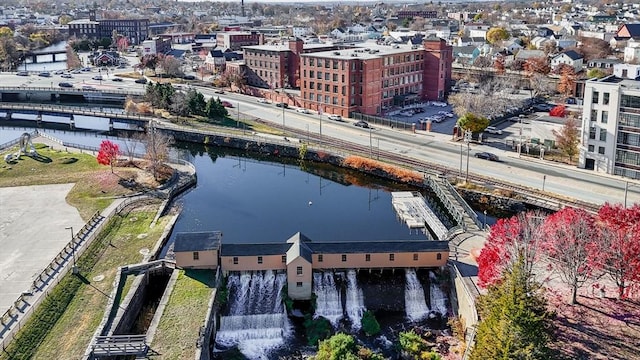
174, 231, 222, 269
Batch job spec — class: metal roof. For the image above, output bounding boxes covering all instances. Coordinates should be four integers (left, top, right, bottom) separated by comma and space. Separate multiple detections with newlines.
174, 231, 222, 252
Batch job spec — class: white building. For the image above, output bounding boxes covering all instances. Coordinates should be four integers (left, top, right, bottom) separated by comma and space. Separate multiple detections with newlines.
579, 65, 640, 179
551, 50, 583, 72
292, 26, 313, 38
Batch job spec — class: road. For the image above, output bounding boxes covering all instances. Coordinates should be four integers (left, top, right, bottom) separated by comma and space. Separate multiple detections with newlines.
1, 69, 638, 208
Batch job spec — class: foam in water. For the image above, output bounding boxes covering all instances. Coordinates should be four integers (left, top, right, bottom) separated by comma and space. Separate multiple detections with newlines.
216, 270, 291, 359
404, 269, 430, 322
345, 270, 366, 331
313, 271, 343, 326
430, 283, 448, 316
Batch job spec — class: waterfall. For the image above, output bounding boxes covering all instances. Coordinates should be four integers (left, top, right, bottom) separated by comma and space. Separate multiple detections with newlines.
345, 270, 366, 331
430, 283, 448, 316
404, 269, 430, 322
216, 271, 291, 359
313, 271, 343, 327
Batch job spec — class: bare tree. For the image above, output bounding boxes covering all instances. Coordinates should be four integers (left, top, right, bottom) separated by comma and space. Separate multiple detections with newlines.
159, 55, 184, 78
121, 131, 146, 162
145, 122, 174, 181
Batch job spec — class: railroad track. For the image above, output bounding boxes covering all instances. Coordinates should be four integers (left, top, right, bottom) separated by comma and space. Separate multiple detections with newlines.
274, 121, 600, 213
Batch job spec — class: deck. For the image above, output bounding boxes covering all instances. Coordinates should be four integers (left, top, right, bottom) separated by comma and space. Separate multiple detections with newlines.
391, 192, 449, 240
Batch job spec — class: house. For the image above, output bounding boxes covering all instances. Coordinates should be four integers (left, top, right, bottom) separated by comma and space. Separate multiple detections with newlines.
90, 51, 120, 66
504, 39, 523, 53
452, 45, 477, 64
587, 58, 621, 69
174, 231, 222, 269
514, 49, 546, 61
624, 39, 640, 63
551, 50, 584, 72
530, 36, 552, 49
330, 27, 347, 39
556, 37, 577, 50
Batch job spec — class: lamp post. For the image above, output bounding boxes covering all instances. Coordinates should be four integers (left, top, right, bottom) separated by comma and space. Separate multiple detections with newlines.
459, 142, 463, 178
518, 114, 524, 157
65, 226, 79, 274
542, 175, 546, 191
483, 210, 487, 229
464, 130, 471, 183
369, 127, 373, 158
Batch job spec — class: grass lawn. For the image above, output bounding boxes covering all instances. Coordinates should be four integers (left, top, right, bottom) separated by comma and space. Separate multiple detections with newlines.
150, 269, 216, 360
0, 144, 156, 220
29, 209, 167, 360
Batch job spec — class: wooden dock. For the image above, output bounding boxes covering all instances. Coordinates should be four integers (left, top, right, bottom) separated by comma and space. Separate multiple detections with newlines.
391, 192, 449, 240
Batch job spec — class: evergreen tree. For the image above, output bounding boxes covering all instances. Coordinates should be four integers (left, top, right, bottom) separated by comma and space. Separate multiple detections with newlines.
471, 255, 553, 360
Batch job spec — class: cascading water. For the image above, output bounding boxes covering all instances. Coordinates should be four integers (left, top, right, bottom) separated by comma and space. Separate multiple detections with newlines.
313, 271, 343, 327
429, 272, 448, 316
345, 270, 366, 331
404, 269, 430, 322
216, 270, 291, 359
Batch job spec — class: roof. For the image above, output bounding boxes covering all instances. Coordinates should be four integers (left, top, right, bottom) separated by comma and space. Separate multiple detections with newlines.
286, 234, 313, 264
619, 23, 640, 38
453, 46, 477, 55
307, 240, 450, 254
221, 243, 291, 257
174, 231, 222, 252
515, 49, 545, 59
561, 50, 583, 60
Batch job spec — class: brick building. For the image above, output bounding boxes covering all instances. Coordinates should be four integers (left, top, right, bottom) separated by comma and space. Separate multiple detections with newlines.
216, 31, 264, 51
67, 10, 148, 45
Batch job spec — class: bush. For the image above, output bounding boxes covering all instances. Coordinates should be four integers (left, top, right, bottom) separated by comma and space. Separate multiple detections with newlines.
304, 315, 332, 346
361, 310, 381, 336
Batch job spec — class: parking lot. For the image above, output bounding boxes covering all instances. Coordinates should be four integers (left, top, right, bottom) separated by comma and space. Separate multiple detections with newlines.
386, 101, 459, 135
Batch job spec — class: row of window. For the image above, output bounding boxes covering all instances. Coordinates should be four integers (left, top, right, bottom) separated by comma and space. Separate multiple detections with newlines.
621, 95, 640, 109
588, 127, 607, 142
617, 131, 640, 147
587, 144, 606, 154
615, 149, 640, 165
223, 253, 444, 264
620, 112, 640, 128
590, 109, 608, 124
614, 166, 640, 180
247, 59, 280, 69
592, 90, 610, 105
304, 93, 353, 106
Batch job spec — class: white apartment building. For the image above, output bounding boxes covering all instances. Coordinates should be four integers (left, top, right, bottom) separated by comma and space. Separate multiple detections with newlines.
580, 64, 640, 179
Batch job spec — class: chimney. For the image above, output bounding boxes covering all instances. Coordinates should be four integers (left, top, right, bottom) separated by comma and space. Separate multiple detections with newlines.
241, 0, 245, 17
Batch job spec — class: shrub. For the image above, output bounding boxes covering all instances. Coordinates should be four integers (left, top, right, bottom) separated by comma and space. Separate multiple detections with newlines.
361, 310, 381, 336
303, 315, 332, 346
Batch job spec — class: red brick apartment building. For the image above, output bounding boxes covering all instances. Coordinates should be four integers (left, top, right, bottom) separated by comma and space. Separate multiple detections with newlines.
299, 38, 452, 117
216, 31, 264, 51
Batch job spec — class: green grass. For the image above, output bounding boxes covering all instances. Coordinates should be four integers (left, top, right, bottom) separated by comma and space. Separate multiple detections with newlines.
150, 269, 216, 360
10, 210, 168, 360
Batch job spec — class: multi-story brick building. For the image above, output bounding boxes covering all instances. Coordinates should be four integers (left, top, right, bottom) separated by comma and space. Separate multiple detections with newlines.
298, 38, 452, 117
67, 10, 148, 45
579, 64, 640, 179
216, 31, 264, 51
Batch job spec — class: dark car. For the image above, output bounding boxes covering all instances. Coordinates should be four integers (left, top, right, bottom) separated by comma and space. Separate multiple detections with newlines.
474, 152, 499, 161
58, 82, 73, 88
134, 78, 147, 84
221, 101, 234, 108
275, 102, 289, 108
16, 71, 29, 76
354, 120, 370, 128
182, 74, 196, 80
111, 77, 123, 82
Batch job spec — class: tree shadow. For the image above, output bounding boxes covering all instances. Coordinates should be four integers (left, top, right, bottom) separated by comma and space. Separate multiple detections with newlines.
184, 269, 217, 288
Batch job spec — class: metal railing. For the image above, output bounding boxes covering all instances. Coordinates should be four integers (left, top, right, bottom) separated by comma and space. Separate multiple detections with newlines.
0, 130, 38, 151
0, 85, 144, 96
0, 103, 153, 122
441, 178, 483, 230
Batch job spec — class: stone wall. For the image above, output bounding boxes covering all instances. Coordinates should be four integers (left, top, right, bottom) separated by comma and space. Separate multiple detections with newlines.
456, 188, 526, 215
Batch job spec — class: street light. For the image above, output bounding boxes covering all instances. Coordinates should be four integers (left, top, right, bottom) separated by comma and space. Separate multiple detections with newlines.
542, 175, 547, 191
464, 130, 471, 183
483, 210, 487, 229
369, 127, 373, 158
65, 226, 79, 274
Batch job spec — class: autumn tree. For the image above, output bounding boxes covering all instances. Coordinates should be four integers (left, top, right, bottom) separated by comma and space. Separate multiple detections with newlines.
552, 116, 579, 162
588, 204, 640, 298
97, 140, 120, 173
139, 54, 159, 75
158, 55, 183, 78
477, 211, 547, 288
524, 57, 551, 75
486, 27, 509, 44
493, 55, 505, 75
572, 37, 612, 61
471, 256, 553, 360
145, 122, 174, 181
542, 207, 595, 304
556, 65, 576, 99
456, 113, 490, 134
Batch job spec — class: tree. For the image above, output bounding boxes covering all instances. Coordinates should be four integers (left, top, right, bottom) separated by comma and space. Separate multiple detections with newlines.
477, 211, 547, 288
486, 27, 509, 44
139, 54, 159, 75
556, 65, 576, 99
529, 73, 554, 98
542, 208, 595, 304
145, 122, 174, 181
524, 57, 550, 75
361, 311, 380, 336
587, 68, 607, 79
158, 55, 183, 78
205, 97, 227, 120
588, 204, 640, 298
472, 55, 492, 68
398, 330, 430, 358
0, 26, 14, 38
169, 92, 190, 117
552, 116, 579, 162
471, 256, 553, 360
493, 55, 505, 75
314, 333, 358, 360
96, 140, 120, 173
186, 89, 206, 116
456, 113, 490, 134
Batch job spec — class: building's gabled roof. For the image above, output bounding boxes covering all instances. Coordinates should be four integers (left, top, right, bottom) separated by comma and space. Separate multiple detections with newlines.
286, 238, 313, 264
588, 58, 621, 64
560, 49, 583, 60
453, 45, 477, 56
174, 231, 222, 252
619, 23, 640, 38
307, 240, 449, 254
221, 243, 291, 257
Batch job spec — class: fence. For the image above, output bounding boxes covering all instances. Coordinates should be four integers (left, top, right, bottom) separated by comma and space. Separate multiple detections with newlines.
351, 112, 415, 131
448, 261, 480, 359
0, 130, 38, 151
0, 103, 153, 122
441, 178, 483, 230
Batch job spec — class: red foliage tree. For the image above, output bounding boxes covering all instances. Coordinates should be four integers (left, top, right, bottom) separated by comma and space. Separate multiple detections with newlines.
523, 57, 551, 75
542, 207, 595, 304
549, 105, 567, 117
493, 55, 505, 75
97, 140, 120, 173
588, 203, 640, 299
477, 211, 547, 288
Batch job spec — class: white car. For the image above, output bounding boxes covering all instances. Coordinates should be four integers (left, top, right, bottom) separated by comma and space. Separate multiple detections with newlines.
430, 101, 448, 107
296, 108, 311, 114
485, 126, 503, 135
257, 98, 269, 104
327, 114, 342, 121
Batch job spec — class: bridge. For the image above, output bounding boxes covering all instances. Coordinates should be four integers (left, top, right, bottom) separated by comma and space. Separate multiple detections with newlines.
90, 335, 148, 358
24, 49, 67, 64
0, 86, 144, 103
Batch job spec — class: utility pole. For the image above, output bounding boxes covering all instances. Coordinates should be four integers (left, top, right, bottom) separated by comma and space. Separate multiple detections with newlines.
624, 180, 628, 208
459, 142, 463, 178
465, 130, 471, 183
369, 127, 373, 158
542, 175, 546, 191
237, 102, 240, 130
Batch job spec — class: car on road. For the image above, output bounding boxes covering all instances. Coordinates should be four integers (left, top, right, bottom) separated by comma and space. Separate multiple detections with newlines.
82, 85, 96, 91
474, 152, 499, 161
354, 120, 370, 128
182, 74, 196, 80
71, 69, 82, 74
327, 114, 342, 121
134, 78, 147, 84
58, 82, 73, 88
92, 75, 103, 81
275, 102, 289, 108
484, 126, 503, 135
214, 89, 225, 94
430, 101, 447, 107
257, 98, 269, 104
17, 71, 29, 76
60, 73, 72, 78
296, 108, 311, 114
221, 101, 234, 108
111, 77, 123, 82
53, 70, 65, 75
81, 67, 92, 72
38, 72, 51, 77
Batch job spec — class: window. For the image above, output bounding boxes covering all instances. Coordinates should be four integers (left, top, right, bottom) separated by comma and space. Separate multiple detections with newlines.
598, 146, 605, 154
233, 257, 238, 264
365, 254, 371, 262
590, 110, 597, 121
601, 111, 608, 124
297, 282, 303, 287
258, 256, 263, 264
282, 255, 286, 263
193, 251, 199, 260
413, 253, 418, 261
599, 130, 607, 142
318, 254, 323, 262
297, 266, 303, 275
588, 144, 595, 152
389, 254, 395, 261
342, 254, 347, 262
589, 127, 596, 140
437, 253, 442, 260
592, 91, 599, 104
603, 92, 610, 105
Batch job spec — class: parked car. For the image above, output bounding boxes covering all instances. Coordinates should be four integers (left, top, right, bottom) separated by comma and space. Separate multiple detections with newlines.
214, 89, 225, 94
221, 101, 234, 108
81, 67, 92, 72
58, 82, 73, 88
134, 78, 147, 84
275, 102, 289, 108
92, 75, 103, 81
53, 70, 65, 75
82, 85, 96, 91
430, 101, 447, 107
60, 73, 72, 78
38, 72, 51, 77
71, 69, 82, 74
474, 152, 499, 161
354, 120, 370, 128
111, 77, 123, 82
327, 114, 342, 121
257, 98, 269, 104
296, 108, 311, 114
484, 126, 503, 135
182, 74, 196, 80
16, 71, 29, 76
